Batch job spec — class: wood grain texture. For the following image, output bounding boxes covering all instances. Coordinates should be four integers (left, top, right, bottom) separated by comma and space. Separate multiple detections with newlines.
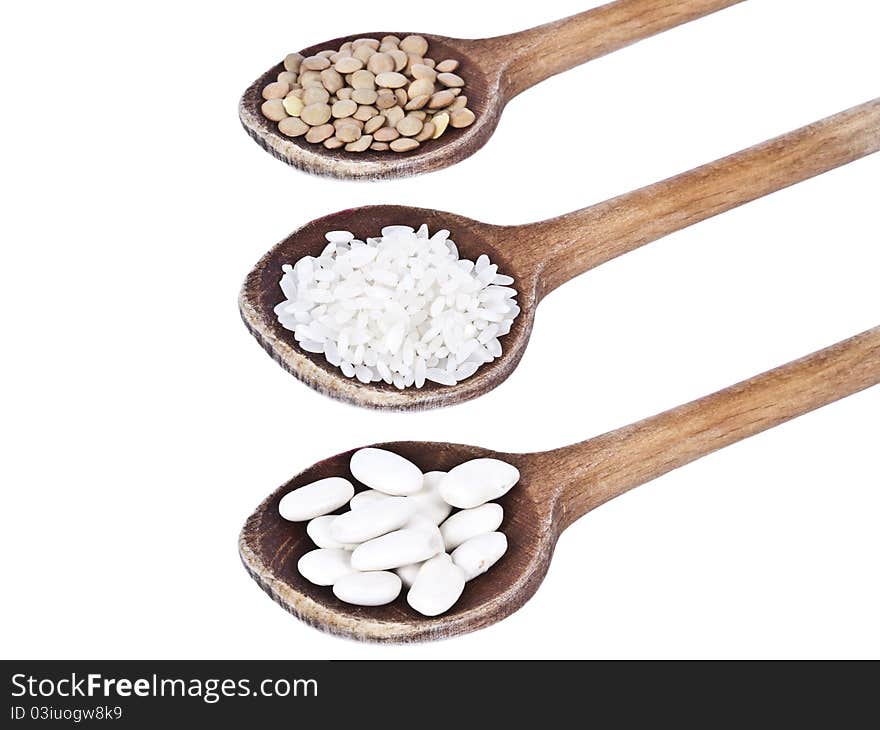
239, 0, 743, 179
499, 0, 744, 97
546, 326, 880, 527
240, 327, 880, 642
240, 100, 880, 410
522, 99, 880, 297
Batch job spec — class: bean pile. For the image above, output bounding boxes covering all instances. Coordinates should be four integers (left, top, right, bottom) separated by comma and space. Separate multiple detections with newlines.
260, 35, 475, 153
280, 448, 517, 616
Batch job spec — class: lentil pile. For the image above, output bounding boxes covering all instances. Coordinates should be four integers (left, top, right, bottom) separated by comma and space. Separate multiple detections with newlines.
260, 35, 475, 153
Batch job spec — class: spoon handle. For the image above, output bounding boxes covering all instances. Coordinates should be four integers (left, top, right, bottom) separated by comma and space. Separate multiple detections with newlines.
539, 326, 880, 529
525, 99, 880, 298
495, 0, 744, 97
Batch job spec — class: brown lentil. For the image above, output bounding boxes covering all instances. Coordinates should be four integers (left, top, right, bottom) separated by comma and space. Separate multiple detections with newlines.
335, 123, 362, 143
282, 95, 305, 116
345, 134, 373, 152
376, 89, 396, 109
353, 105, 378, 122
411, 64, 436, 82
405, 94, 430, 111
428, 90, 456, 109
302, 55, 330, 71
449, 108, 475, 128
351, 88, 378, 105
301, 103, 332, 126
278, 116, 308, 137
384, 105, 405, 126
390, 137, 420, 152
350, 69, 376, 89
415, 121, 436, 142
436, 59, 458, 73
305, 124, 335, 143
376, 71, 408, 89
277, 71, 298, 86
389, 49, 408, 71
261, 98, 288, 121
302, 86, 330, 105
334, 57, 363, 73
367, 53, 395, 74
399, 35, 428, 56
364, 115, 386, 134
331, 99, 357, 118
373, 126, 399, 142
321, 68, 344, 93
437, 72, 465, 88
262, 81, 289, 100
408, 78, 435, 98
432, 112, 449, 138
396, 115, 423, 137
284, 53, 304, 73
261, 36, 474, 153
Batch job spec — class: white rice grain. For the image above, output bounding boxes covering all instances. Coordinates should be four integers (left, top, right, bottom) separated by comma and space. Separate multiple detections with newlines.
276, 225, 518, 388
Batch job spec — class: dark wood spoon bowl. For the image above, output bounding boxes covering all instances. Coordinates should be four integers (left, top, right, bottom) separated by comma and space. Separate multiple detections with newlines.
240, 34, 497, 181
239, 0, 745, 180
239, 100, 880, 409
239, 205, 531, 410
240, 327, 880, 642
240, 441, 552, 643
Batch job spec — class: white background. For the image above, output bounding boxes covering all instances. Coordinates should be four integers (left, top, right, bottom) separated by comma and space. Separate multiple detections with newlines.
2, 1, 878, 659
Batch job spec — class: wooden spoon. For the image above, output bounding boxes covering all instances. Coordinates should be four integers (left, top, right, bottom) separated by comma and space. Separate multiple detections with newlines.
240, 0, 745, 179
240, 99, 880, 410
240, 326, 880, 643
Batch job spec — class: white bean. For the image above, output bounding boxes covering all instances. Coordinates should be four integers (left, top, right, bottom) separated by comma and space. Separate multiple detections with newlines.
439, 502, 503, 550
406, 554, 466, 616
394, 561, 424, 588
351, 525, 444, 571
451, 532, 508, 580
306, 515, 357, 550
404, 514, 444, 544
297, 548, 353, 586
278, 477, 355, 521
407, 471, 453, 525
349, 489, 392, 509
350, 448, 423, 495
330, 497, 415, 543
333, 571, 402, 606
438, 458, 519, 508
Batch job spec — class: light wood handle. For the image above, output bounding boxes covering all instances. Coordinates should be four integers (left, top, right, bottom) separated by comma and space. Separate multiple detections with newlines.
539, 327, 880, 529
527, 99, 880, 297
495, 0, 744, 97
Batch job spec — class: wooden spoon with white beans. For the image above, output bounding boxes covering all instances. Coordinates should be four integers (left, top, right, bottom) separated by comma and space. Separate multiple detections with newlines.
240, 0, 745, 179
240, 326, 880, 642
240, 99, 880, 410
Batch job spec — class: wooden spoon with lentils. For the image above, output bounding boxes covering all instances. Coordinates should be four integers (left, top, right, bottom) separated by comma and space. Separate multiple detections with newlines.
239, 0, 746, 180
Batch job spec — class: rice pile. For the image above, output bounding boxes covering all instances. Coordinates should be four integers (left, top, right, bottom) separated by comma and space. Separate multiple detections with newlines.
274, 224, 519, 388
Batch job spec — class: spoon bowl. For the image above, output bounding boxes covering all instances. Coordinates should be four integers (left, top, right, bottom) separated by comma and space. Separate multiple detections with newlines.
239, 441, 556, 643
239, 33, 500, 180
240, 327, 880, 642
239, 1, 746, 179
240, 205, 539, 410
240, 100, 880, 409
